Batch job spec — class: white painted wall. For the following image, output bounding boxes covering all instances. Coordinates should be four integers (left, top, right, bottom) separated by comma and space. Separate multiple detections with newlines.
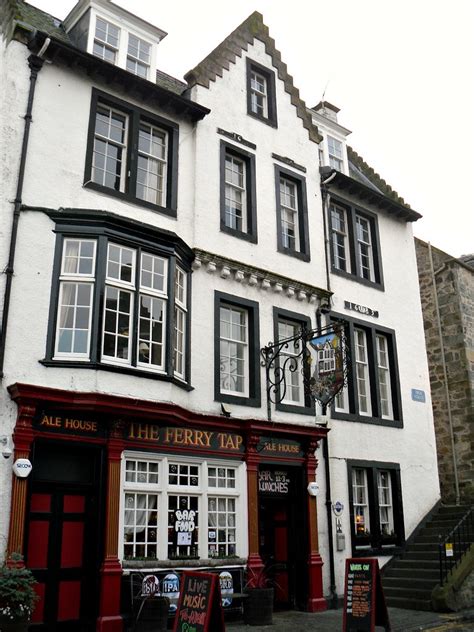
0, 29, 440, 603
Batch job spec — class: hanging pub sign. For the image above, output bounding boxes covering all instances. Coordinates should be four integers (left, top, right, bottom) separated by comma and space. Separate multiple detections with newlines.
258, 469, 290, 495
342, 558, 391, 632
308, 327, 345, 407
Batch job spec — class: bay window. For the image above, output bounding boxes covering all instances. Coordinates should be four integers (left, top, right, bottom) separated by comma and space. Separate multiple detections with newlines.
45, 212, 191, 385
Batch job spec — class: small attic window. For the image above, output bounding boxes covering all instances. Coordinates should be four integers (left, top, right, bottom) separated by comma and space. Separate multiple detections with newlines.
93, 17, 120, 64
127, 34, 151, 79
246, 58, 277, 128
328, 136, 343, 171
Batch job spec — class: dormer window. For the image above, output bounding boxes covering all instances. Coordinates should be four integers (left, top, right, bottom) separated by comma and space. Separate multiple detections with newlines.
93, 17, 120, 63
127, 34, 151, 78
66, 5, 166, 83
328, 136, 343, 171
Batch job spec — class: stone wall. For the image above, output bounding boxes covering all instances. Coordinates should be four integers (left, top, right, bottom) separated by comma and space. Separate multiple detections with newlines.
415, 239, 474, 503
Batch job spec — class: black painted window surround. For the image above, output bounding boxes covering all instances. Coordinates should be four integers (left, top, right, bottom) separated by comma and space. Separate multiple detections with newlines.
84, 88, 179, 217
275, 165, 310, 262
273, 307, 313, 415
214, 291, 261, 408
347, 460, 405, 556
220, 140, 257, 243
44, 212, 192, 388
329, 198, 384, 290
331, 313, 402, 428
246, 58, 277, 128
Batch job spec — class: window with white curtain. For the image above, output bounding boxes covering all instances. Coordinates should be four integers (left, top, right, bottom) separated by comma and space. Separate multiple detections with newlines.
121, 455, 244, 561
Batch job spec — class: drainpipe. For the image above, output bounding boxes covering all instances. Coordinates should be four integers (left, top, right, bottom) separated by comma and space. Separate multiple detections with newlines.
316, 313, 337, 608
320, 170, 336, 296
427, 243, 460, 505
0, 38, 50, 378
321, 408, 337, 609
318, 169, 338, 607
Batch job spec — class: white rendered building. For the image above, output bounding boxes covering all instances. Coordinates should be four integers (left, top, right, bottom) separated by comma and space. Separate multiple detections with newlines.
0, 2, 439, 629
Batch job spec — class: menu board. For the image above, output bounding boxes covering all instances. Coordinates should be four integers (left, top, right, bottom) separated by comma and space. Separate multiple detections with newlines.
342, 558, 390, 632
173, 571, 225, 632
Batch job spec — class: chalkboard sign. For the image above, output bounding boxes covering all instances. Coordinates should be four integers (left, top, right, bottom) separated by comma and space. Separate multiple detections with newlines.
342, 558, 390, 632
173, 571, 225, 632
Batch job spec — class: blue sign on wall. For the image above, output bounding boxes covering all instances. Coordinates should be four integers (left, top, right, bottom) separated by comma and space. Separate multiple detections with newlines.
411, 389, 426, 403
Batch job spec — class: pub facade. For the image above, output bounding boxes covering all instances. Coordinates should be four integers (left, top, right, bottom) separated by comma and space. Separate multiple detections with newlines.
0, 1, 440, 630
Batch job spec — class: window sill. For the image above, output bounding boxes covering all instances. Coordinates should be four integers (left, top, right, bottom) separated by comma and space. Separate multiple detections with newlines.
276, 401, 315, 416
330, 266, 384, 291
220, 224, 258, 244
122, 557, 246, 570
83, 181, 177, 218
216, 392, 261, 408
247, 111, 277, 128
331, 411, 403, 428
40, 359, 193, 391
277, 246, 310, 262
352, 545, 404, 558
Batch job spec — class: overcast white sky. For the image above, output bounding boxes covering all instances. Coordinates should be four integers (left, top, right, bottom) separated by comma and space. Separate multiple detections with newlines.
28, 0, 474, 257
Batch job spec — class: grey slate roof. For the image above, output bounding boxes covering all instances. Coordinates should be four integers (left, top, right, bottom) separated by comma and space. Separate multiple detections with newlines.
16, 1, 70, 42
155, 69, 187, 95
347, 146, 410, 208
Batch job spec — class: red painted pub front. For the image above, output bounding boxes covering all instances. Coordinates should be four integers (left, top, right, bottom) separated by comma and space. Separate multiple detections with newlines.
7, 383, 328, 630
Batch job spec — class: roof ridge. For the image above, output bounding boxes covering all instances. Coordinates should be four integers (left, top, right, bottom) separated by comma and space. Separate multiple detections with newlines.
347, 146, 410, 208
184, 11, 322, 143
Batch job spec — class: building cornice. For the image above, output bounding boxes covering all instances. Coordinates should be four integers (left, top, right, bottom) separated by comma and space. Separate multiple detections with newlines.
193, 248, 331, 303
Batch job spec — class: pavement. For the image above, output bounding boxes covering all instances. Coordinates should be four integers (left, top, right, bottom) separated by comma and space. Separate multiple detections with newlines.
226, 607, 474, 631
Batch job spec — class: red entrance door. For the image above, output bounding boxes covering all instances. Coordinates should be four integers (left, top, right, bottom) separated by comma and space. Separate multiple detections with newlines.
259, 499, 292, 608
26, 487, 99, 630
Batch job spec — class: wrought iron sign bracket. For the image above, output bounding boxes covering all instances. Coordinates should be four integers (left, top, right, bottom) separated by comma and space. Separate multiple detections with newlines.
261, 321, 350, 421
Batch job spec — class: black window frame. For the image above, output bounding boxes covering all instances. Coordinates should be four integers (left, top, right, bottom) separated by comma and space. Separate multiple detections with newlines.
347, 459, 405, 556
214, 291, 261, 407
328, 197, 384, 290
273, 307, 314, 415
84, 88, 179, 217
331, 313, 402, 428
275, 165, 310, 262
43, 211, 193, 389
246, 58, 278, 128
219, 140, 257, 243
